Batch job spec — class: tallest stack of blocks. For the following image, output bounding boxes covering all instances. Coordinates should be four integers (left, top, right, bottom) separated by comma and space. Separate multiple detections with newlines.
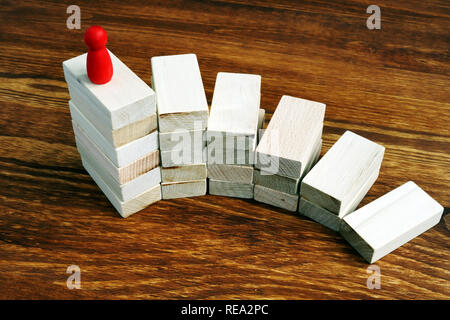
63, 51, 161, 218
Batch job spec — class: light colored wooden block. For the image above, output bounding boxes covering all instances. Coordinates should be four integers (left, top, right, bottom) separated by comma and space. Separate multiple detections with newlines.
254, 139, 322, 194
340, 181, 444, 263
159, 129, 206, 152
254, 185, 299, 212
207, 72, 261, 151
161, 180, 207, 199
80, 144, 161, 202
82, 158, 161, 218
63, 50, 155, 131
67, 84, 157, 148
208, 108, 265, 166
208, 179, 254, 199
299, 167, 379, 231
255, 95, 325, 179
160, 147, 207, 168
71, 103, 158, 168
161, 164, 207, 183
151, 54, 208, 133
301, 131, 384, 216
207, 164, 254, 183
74, 130, 159, 185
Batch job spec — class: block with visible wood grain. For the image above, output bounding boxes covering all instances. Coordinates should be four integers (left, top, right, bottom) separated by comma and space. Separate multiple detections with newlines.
161, 164, 207, 183
255, 95, 325, 179
70, 101, 159, 168
340, 181, 444, 263
299, 167, 379, 231
161, 180, 207, 200
209, 180, 254, 199
63, 51, 156, 146
73, 119, 159, 185
254, 185, 299, 212
151, 54, 208, 133
82, 158, 161, 218
301, 130, 385, 216
207, 72, 261, 151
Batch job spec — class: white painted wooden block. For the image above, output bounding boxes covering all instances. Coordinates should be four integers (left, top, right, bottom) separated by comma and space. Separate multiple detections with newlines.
74, 128, 159, 185
207, 164, 254, 183
67, 82, 157, 148
161, 180, 207, 199
254, 185, 299, 212
151, 54, 208, 133
159, 129, 206, 152
207, 72, 261, 151
255, 95, 325, 179
71, 102, 158, 168
161, 164, 207, 183
82, 158, 161, 218
80, 144, 161, 202
340, 181, 444, 263
208, 179, 254, 199
254, 139, 322, 194
63, 51, 155, 131
301, 130, 384, 216
299, 168, 380, 231
160, 146, 207, 168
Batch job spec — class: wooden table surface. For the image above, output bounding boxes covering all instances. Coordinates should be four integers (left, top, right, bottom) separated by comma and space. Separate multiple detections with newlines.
0, 0, 448, 300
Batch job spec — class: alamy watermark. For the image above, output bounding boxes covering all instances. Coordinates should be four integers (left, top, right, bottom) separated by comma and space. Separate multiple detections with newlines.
366, 5, 381, 30
66, 5, 81, 30
66, 265, 81, 289
366, 265, 381, 289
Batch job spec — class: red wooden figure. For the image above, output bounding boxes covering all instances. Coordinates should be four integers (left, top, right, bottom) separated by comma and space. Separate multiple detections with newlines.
84, 26, 113, 84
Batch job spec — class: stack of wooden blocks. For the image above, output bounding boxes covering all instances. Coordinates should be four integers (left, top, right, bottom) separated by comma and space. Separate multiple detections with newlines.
299, 130, 385, 231
62, 51, 161, 218
151, 54, 209, 199
207, 72, 265, 199
253, 95, 325, 211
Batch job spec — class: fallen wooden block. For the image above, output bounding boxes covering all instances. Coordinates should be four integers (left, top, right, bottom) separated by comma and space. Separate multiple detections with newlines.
340, 181, 444, 263
160, 147, 207, 168
301, 130, 384, 216
254, 185, 299, 212
151, 54, 208, 133
161, 164, 207, 183
79, 144, 161, 202
82, 158, 161, 218
67, 83, 157, 148
63, 51, 156, 135
161, 180, 207, 200
159, 129, 206, 152
255, 95, 325, 179
74, 125, 159, 185
207, 164, 254, 184
254, 139, 322, 194
299, 167, 380, 231
207, 72, 261, 151
208, 179, 254, 199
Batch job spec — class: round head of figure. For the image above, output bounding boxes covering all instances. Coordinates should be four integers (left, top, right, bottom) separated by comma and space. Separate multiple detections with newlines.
84, 26, 108, 50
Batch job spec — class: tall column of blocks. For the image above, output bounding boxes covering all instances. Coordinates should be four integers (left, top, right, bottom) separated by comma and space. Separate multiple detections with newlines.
207, 72, 264, 199
63, 51, 161, 218
151, 54, 209, 199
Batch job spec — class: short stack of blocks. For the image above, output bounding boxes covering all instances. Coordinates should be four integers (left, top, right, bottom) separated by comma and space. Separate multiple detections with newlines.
253, 95, 325, 211
207, 72, 265, 199
63, 51, 161, 218
151, 54, 209, 199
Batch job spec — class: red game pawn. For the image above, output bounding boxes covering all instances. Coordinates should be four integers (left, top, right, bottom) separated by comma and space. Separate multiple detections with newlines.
84, 26, 113, 84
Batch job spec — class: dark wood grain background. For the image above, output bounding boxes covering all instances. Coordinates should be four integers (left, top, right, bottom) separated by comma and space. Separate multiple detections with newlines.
0, 0, 448, 299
